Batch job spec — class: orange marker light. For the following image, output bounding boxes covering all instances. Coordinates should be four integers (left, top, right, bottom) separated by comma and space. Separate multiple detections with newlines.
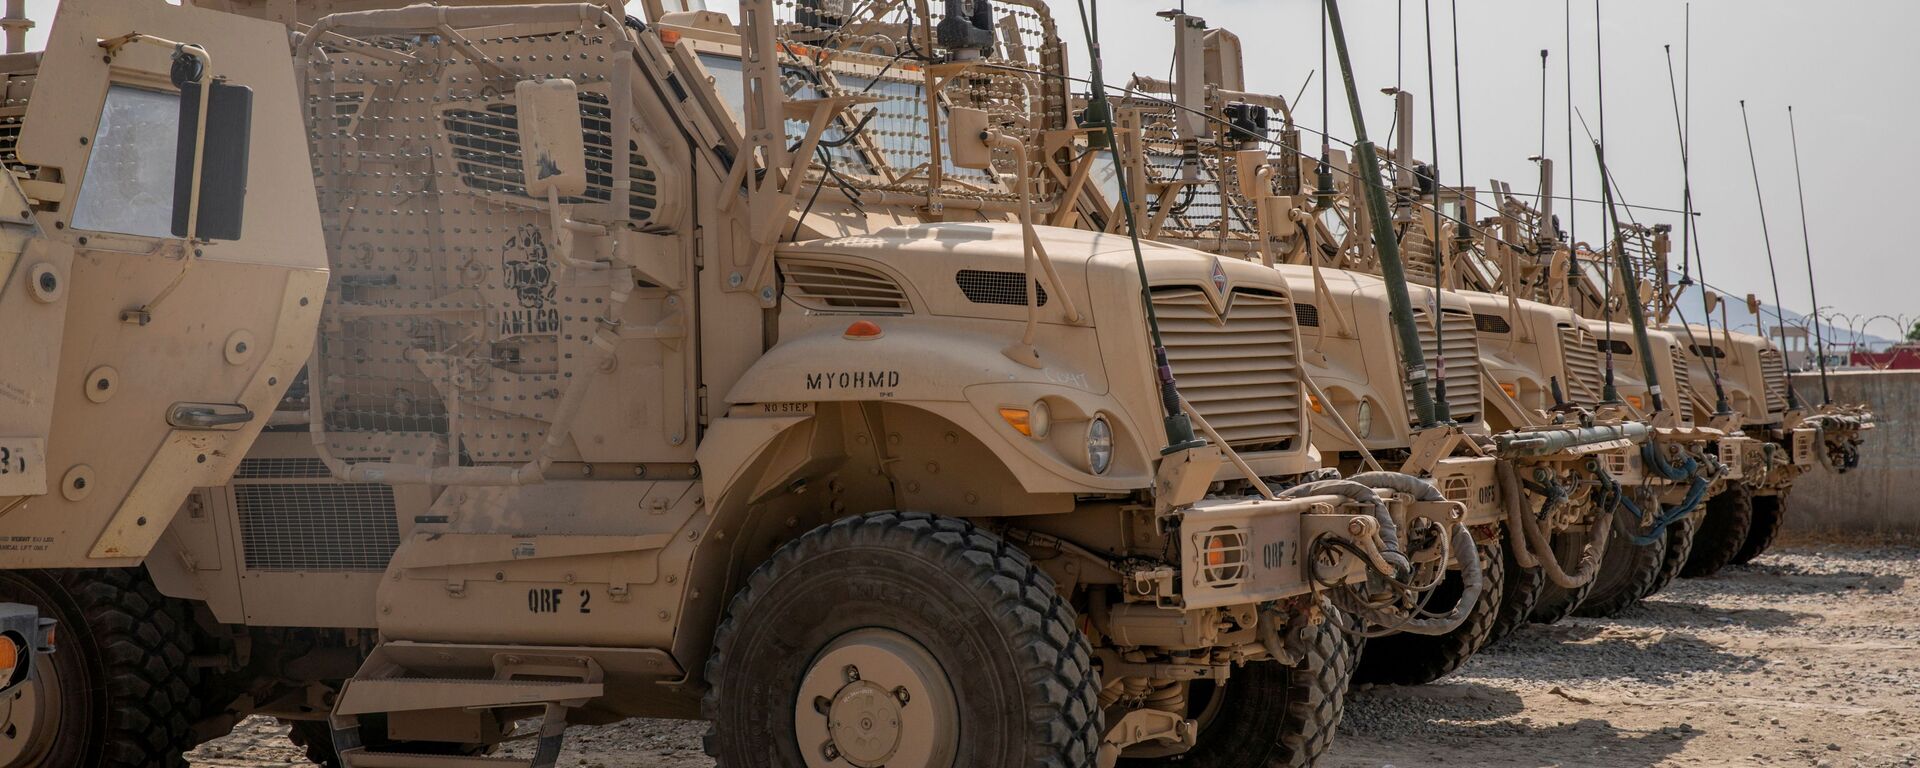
1308, 394, 1323, 414
1500, 383, 1518, 399
1627, 395, 1644, 410
0, 636, 16, 680
658, 29, 682, 46
844, 320, 884, 339
999, 408, 1033, 436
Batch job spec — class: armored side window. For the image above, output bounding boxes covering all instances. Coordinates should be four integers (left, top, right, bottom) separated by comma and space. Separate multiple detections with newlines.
71, 85, 180, 239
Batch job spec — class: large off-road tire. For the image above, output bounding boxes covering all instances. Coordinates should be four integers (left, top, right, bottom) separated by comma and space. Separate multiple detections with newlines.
702, 511, 1102, 768
1640, 508, 1701, 599
1682, 484, 1754, 578
1486, 532, 1544, 647
0, 569, 199, 768
1118, 604, 1352, 768
1528, 525, 1601, 625
1573, 506, 1669, 618
1350, 537, 1506, 686
288, 720, 339, 768
1731, 493, 1788, 565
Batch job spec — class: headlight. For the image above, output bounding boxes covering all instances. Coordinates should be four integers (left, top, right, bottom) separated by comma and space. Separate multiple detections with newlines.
1086, 415, 1114, 475
1029, 400, 1052, 439
1355, 399, 1373, 438
998, 400, 1052, 439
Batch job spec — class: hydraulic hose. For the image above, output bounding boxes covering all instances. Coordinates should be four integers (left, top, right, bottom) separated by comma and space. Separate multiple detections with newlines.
1622, 442, 1713, 545
1337, 522, 1483, 636
1281, 478, 1409, 575
1497, 459, 1610, 588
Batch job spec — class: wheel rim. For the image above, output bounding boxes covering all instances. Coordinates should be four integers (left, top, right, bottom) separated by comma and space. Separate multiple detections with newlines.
795, 628, 959, 768
0, 657, 63, 766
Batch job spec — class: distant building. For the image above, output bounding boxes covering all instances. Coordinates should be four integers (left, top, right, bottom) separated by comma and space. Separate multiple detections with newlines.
1851, 344, 1920, 370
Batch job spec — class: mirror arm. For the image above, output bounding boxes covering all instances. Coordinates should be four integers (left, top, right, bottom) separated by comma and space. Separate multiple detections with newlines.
97, 33, 213, 322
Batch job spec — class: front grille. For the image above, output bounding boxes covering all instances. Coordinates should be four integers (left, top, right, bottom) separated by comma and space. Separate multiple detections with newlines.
1669, 343, 1697, 423
1407, 309, 1482, 423
781, 261, 910, 313
235, 483, 400, 572
1559, 326, 1607, 406
1759, 348, 1790, 412
1153, 287, 1304, 452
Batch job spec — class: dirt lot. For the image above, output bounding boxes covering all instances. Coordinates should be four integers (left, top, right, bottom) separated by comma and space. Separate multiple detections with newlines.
192, 537, 1920, 767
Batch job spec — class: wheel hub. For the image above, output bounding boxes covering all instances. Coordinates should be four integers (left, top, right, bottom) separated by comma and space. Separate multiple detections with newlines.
0, 662, 59, 766
795, 629, 958, 768
826, 680, 902, 765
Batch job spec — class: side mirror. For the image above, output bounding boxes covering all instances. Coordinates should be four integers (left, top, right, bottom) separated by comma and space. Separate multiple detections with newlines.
947, 107, 992, 170
516, 78, 588, 199
171, 79, 252, 241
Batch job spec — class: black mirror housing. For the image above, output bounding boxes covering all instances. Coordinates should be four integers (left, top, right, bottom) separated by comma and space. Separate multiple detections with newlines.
172, 79, 252, 242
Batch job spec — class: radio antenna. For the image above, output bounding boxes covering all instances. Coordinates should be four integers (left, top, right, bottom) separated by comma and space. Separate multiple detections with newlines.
1075, 0, 1203, 451
1739, 99, 1802, 409
1787, 106, 1831, 404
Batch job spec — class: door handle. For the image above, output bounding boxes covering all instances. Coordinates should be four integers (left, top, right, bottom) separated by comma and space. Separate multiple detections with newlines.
167, 403, 255, 430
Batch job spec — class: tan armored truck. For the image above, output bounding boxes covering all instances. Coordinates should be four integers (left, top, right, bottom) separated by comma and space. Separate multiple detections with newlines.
1456, 177, 1740, 619
1667, 320, 1871, 570
1052, 9, 1644, 687
0, 1, 1476, 766
0, 1, 328, 763
1543, 180, 1872, 577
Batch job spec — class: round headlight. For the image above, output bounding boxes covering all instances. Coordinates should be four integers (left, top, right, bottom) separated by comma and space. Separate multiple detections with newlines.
1355, 399, 1374, 438
1029, 400, 1052, 439
1086, 416, 1114, 475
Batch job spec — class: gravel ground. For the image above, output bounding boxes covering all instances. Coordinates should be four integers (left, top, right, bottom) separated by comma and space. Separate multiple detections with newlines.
192, 537, 1920, 767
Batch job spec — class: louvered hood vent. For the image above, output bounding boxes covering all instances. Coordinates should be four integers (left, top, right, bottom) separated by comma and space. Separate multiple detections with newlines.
780, 261, 911, 313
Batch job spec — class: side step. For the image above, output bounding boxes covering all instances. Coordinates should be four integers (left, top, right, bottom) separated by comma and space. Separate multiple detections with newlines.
332, 643, 605, 768
346, 754, 540, 768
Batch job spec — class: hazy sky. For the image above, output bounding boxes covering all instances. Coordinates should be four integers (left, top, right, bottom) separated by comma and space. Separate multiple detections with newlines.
24, 0, 1918, 332
1066, 0, 1919, 335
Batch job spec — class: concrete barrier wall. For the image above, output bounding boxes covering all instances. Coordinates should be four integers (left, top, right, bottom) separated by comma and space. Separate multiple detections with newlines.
1782, 370, 1920, 535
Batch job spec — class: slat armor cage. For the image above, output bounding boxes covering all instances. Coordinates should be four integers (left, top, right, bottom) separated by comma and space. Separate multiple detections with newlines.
297, 6, 692, 473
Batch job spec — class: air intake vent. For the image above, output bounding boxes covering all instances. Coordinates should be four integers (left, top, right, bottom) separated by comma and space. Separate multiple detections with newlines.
1152, 287, 1303, 452
443, 92, 659, 222
1596, 338, 1635, 356
781, 261, 911, 313
235, 484, 400, 572
234, 457, 333, 480
958, 270, 1048, 307
1559, 326, 1607, 406
1473, 313, 1510, 334
1689, 344, 1727, 359
1295, 303, 1320, 327
1669, 343, 1697, 424
1759, 348, 1790, 412
1406, 309, 1482, 423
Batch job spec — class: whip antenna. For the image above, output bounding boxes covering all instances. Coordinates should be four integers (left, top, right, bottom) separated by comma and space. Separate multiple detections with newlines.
1739, 99, 1802, 409
1787, 105, 1832, 405
1076, 0, 1203, 451
1423, 0, 1450, 421
1324, 0, 1440, 428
